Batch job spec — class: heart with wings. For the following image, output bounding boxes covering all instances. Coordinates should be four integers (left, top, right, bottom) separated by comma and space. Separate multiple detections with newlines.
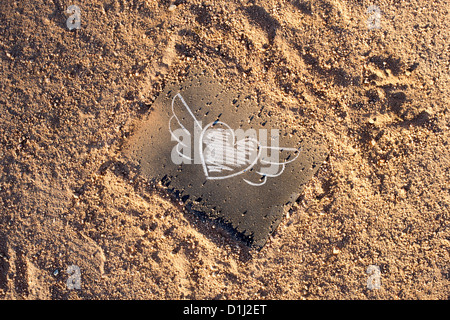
169, 93, 300, 186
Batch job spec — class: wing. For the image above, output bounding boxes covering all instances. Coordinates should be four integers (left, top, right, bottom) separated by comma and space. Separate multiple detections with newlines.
243, 146, 300, 186
169, 93, 202, 162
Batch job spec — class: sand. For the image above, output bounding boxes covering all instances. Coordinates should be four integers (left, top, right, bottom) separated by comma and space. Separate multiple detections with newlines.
0, 0, 448, 299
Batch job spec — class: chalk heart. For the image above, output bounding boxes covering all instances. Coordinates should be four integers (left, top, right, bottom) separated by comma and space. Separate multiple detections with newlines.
199, 121, 261, 180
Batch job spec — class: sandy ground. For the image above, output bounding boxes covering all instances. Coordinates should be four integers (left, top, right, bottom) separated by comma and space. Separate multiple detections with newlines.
0, 0, 449, 300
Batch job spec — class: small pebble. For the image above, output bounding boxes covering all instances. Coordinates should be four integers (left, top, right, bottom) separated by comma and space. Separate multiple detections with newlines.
168, 4, 177, 12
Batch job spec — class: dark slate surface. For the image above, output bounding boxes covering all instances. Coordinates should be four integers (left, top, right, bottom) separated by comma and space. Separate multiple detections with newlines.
124, 68, 327, 249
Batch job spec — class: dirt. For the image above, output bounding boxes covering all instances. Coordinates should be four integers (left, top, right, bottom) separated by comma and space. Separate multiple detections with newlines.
0, 0, 448, 300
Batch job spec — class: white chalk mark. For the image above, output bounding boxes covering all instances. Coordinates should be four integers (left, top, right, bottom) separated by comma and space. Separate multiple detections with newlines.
169, 93, 301, 186
243, 175, 267, 186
